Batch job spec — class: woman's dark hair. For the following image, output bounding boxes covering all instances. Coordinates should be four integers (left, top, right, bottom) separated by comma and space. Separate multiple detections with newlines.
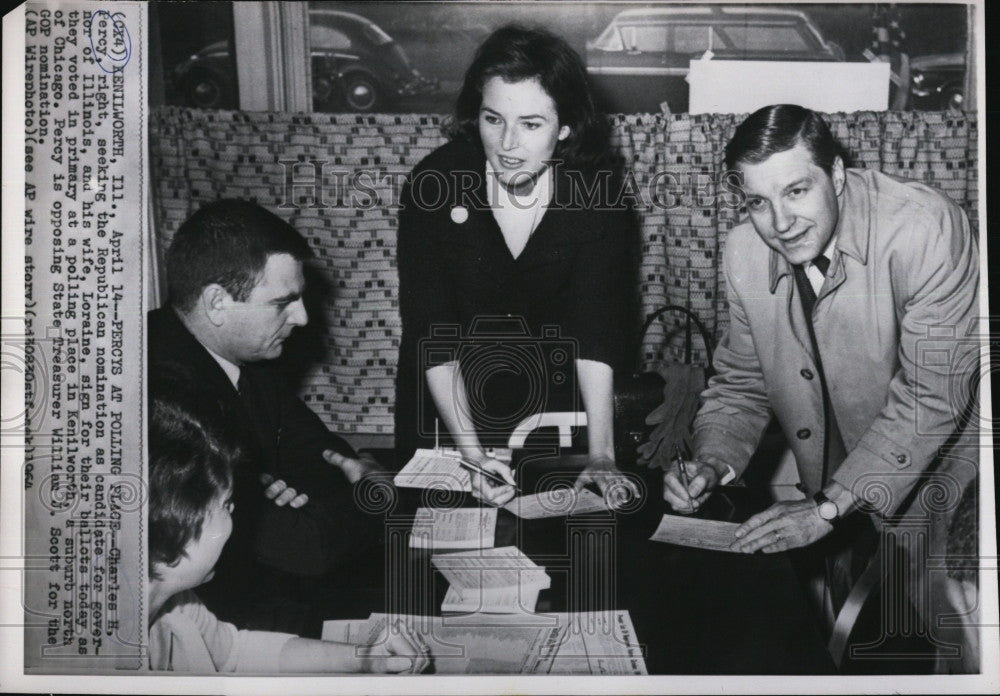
148, 392, 238, 579
448, 24, 609, 167
724, 104, 842, 174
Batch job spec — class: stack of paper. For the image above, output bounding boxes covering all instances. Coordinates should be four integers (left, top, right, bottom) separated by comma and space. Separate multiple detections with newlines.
409, 507, 497, 550
321, 611, 647, 675
432, 546, 550, 614
393, 449, 471, 491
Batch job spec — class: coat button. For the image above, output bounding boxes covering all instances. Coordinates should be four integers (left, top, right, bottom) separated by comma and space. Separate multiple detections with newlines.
800, 368, 814, 380
896, 454, 908, 464
796, 428, 811, 440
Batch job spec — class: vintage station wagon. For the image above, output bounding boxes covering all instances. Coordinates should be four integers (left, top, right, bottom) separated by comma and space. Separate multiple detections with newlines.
586, 6, 844, 113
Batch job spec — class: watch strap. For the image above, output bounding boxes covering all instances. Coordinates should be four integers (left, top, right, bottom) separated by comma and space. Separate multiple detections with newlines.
813, 490, 843, 528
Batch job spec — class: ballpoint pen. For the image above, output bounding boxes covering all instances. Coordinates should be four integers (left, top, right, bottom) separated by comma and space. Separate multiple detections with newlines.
458, 459, 521, 494
674, 445, 690, 489
674, 445, 693, 511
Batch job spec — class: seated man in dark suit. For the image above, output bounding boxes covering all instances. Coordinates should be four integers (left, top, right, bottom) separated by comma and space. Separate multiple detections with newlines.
148, 199, 382, 636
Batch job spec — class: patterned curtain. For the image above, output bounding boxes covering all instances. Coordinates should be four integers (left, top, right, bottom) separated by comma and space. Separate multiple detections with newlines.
149, 107, 978, 437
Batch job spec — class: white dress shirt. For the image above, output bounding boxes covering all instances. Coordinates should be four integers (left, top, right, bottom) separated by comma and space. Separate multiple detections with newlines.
486, 160, 553, 259
205, 345, 241, 390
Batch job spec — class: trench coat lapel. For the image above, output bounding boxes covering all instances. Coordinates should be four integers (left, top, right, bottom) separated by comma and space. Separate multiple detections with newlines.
816, 174, 871, 309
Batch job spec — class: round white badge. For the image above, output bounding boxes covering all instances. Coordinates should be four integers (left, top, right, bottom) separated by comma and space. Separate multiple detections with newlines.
450, 206, 469, 224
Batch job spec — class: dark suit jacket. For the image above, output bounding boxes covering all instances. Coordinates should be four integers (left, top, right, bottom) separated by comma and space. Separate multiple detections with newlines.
148, 307, 379, 628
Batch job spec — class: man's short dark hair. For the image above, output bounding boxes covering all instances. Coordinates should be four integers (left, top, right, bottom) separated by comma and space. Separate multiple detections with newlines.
166, 199, 312, 313
449, 24, 609, 168
148, 391, 238, 579
724, 104, 841, 175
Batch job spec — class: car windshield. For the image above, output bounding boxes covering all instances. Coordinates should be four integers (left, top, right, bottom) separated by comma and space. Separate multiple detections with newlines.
362, 22, 393, 46
622, 25, 667, 53
722, 24, 811, 52
592, 22, 624, 51
311, 24, 352, 50
672, 25, 726, 54
800, 21, 830, 52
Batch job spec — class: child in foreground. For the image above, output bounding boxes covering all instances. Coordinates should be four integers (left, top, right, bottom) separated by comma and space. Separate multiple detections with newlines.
148, 394, 430, 673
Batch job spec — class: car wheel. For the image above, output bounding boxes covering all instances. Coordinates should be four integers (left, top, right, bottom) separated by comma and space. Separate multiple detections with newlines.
342, 73, 381, 112
941, 86, 964, 111
312, 74, 337, 112
183, 69, 234, 110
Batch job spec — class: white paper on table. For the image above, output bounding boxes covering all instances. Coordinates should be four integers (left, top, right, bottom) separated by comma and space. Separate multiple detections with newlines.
342, 613, 548, 673
649, 513, 740, 551
409, 506, 498, 549
323, 611, 647, 674
503, 487, 609, 519
393, 448, 471, 491
441, 583, 541, 614
432, 546, 550, 592
544, 610, 648, 676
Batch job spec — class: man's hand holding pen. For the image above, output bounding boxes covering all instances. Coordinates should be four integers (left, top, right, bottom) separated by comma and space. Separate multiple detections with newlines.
663, 448, 722, 514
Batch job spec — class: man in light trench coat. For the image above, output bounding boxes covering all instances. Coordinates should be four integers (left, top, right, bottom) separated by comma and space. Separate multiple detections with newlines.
665, 104, 979, 645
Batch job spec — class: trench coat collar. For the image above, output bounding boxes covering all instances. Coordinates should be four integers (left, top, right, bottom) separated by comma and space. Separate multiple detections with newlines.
767, 169, 872, 294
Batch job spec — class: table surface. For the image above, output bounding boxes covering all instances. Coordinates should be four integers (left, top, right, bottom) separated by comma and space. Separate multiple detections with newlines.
337, 452, 836, 674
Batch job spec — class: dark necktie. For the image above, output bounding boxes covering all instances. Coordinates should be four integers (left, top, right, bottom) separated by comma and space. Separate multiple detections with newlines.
792, 254, 830, 317
812, 253, 831, 276
236, 370, 264, 440
236, 370, 247, 397
235, 368, 277, 471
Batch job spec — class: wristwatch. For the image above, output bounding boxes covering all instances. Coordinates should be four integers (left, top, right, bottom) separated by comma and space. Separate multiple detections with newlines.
813, 490, 842, 527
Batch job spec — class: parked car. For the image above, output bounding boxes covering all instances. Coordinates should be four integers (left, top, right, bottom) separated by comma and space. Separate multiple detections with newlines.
586, 5, 844, 113
172, 9, 438, 111
309, 8, 438, 111
908, 52, 965, 111
173, 40, 237, 110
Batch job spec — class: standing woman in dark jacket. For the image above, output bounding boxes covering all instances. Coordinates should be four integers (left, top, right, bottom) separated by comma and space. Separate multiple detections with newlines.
395, 25, 637, 506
